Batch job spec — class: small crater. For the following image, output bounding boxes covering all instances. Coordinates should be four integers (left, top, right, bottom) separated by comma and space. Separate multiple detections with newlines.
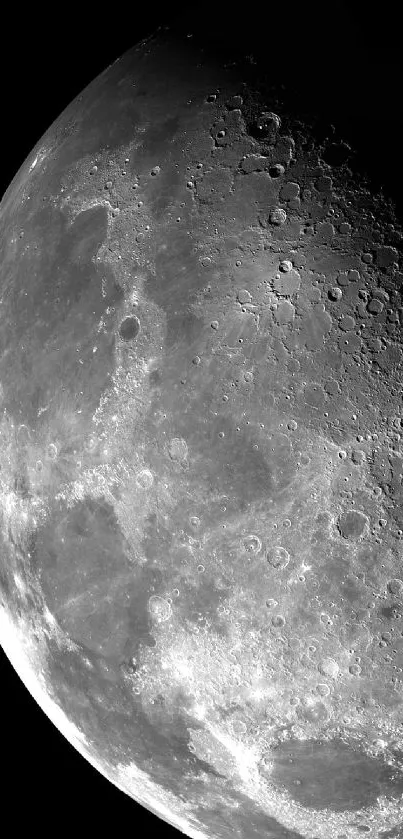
47, 443, 58, 460
367, 298, 384, 315
387, 579, 403, 597
135, 469, 154, 489
237, 288, 252, 304
279, 182, 300, 201
296, 701, 329, 724
274, 301, 296, 324
316, 683, 331, 696
322, 142, 351, 166
337, 510, 369, 539
240, 154, 269, 173
250, 111, 281, 142
329, 287, 342, 301
272, 614, 286, 627
168, 437, 188, 461
339, 314, 356, 332
318, 658, 339, 679
269, 208, 287, 226
269, 164, 285, 178
17, 424, 31, 446
148, 595, 172, 623
320, 613, 333, 627
119, 316, 140, 341
266, 546, 290, 569
266, 598, 278, 609
231, 718, 247, 736
242, 534, 262, 554
273, 269, 300, 296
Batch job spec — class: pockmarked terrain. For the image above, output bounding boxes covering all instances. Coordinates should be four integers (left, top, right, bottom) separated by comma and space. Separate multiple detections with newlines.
1, 24, 403, 839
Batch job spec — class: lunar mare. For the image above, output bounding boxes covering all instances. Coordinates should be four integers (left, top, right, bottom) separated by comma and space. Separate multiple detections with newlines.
0, 22, 403, 839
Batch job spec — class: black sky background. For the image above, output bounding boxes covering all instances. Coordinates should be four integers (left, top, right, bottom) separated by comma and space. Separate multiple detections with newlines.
0, 3, 402, 209
0, 1, 402, 833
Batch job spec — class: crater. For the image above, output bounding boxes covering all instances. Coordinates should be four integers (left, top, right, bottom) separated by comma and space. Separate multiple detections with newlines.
337, 510, 369, 539
119, 315, 140, 341
270, 737, 403, 812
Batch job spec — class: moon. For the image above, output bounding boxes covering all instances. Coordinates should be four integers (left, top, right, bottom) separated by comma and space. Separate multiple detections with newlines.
1, 13, 403, 839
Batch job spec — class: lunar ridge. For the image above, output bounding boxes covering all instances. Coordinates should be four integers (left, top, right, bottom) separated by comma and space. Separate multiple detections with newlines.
1, 20, 403, 839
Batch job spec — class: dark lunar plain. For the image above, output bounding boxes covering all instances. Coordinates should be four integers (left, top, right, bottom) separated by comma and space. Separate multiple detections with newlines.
1, 3, 403, 837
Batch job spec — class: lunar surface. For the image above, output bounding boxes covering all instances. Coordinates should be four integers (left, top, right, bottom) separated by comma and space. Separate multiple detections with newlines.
1, 20, 403, 839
